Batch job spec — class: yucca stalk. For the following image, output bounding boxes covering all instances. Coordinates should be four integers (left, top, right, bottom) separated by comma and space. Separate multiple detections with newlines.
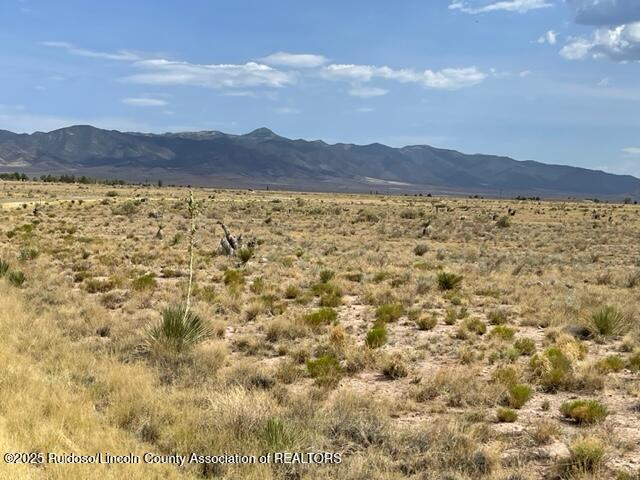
184, 190, 199, 318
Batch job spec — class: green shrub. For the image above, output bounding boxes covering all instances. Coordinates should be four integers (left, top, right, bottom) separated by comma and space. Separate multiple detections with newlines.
496, 216, 511, 228
319, 286, 342, 307
132, 273, 157, 291
237, 247, 254, 264
84, 278, 115, 293
149, 305, 211, 353
381, 355, 408, 379
436, 271, 463, 291
170, 232, 183, 245
416, 315, 437, 331
112, 200, 139, 216
628, 350, 640, 372
18, 247, 39, 262
507, 384, 532, 409
488, 309, 508, 325
490, 325, 515, 340
284, 285, 301, 299
597, 355, 625, 373
0, 259, 9, 277
365, 325, 388, 348
514, 337, 536, 356
375, 303, 404, 323
306, 354, 343, 387
464, 318, 487, 335
589, 306, 626, 337
413, 243, 428, 256
568, 436, 606, 472
560, 399, 608, 425
8, 271, 25, 287
250, 277, 265, 294
260, 418, 296, 450
530, 347, 574, 392
303, 307, 337, 328
223, 268, 244, 286
496, 408, 517, 422
319, 269, 335, 283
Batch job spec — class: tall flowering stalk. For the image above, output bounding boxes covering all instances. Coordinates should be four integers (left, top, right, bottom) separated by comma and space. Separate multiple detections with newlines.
184, 190, 199, 318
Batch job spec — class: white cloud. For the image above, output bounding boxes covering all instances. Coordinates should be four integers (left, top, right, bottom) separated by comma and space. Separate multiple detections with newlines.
567, 0, 640, 26
260, 52, 328, 68
324, 64, 487, 90
40, 41, 140, 61
123, 59, 296, 89
519, 70, 532, 77
348, 86, 388, 97
560, 22, 640, 61
449, 0, 553, 14
356, 107, 376, 113
622, 147, 640, 156
537, 30, 558, 44
121, 97, 168, 107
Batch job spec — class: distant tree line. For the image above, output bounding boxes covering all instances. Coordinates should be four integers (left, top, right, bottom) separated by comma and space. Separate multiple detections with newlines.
0, 172, 29, 181
0, 171, 126, 185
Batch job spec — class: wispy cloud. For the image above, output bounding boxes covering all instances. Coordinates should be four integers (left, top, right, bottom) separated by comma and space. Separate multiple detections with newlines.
40, 41, 141, 61
449, 0, 553, 14
622, 147, 640, 156
348, 86, 388, 97
121, 97, 168, 107
260, 52, 328, 68
324, 64, 487, 90
40, 41, 488, 93
122, 59, 296, 89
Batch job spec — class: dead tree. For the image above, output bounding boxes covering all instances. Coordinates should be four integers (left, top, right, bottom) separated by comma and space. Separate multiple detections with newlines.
217, 221, 243, 256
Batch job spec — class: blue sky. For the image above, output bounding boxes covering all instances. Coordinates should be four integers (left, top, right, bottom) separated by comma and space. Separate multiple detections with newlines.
1, 0, 640, 176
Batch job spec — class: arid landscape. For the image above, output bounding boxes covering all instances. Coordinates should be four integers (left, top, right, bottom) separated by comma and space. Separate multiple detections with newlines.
1, 180, 639, 479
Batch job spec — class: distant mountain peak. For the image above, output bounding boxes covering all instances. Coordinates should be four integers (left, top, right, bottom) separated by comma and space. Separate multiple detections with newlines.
244, 127, 279, 140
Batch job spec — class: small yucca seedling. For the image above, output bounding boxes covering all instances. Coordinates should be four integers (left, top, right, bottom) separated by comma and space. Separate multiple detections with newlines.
149, 305, 211, 353
8, 271, 26, 287
319, 269, 335, 283
237, 247, 254, 264
0, 259, 9, 277
436, 271, 463, 291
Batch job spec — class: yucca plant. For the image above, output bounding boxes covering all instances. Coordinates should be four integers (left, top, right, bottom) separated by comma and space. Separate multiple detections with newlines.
589, 305, 626, 337
149, 305, 211, 353
8, 271, 26, 287
0, 259, 9, 277
149, 190, 210, 354
436, 271, 463, 291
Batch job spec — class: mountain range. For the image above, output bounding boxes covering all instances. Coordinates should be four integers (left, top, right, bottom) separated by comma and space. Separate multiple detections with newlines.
0, 125, 638, 199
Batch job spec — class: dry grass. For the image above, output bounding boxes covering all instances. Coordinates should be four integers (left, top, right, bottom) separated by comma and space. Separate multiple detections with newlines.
1, 181, 639, 478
